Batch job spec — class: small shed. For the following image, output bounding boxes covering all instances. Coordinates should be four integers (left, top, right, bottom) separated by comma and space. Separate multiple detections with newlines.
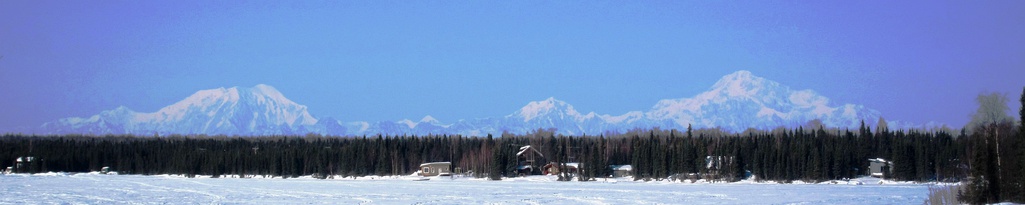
418, 162, 451, 177
868, 158, 892, 178
516, 165, 534, 176
543, 162, 579, 175
609, 165, 633, 178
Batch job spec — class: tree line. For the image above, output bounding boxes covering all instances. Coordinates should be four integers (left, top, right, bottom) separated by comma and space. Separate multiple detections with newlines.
0, 123, 1005, 182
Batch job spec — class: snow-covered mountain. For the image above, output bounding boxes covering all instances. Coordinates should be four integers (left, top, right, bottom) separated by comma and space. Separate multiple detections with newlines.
35, 71, 893, 136
405, 70, 882, 135
40, 84, 325, 136
644, 70, 881, 132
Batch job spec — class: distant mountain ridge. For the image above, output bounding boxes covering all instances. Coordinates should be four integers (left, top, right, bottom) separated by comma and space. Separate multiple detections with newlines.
33, 71, 899, 136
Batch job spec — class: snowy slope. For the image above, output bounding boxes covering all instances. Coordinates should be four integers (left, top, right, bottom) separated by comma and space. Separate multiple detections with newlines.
36, 71, 894, 136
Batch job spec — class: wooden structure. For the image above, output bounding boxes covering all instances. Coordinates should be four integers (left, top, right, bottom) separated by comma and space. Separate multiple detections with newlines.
543, 162, 579, 175
516, 145, 544, 176
418, 162, 451, 177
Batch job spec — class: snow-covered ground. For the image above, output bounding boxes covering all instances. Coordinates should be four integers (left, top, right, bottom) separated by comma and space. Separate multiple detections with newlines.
1, 173, 932, 204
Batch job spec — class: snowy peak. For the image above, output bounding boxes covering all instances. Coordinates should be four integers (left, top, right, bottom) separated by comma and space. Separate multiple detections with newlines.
710, 70, 782, 98
646, 70, 881, 131
420, 115, 440, 124
42, 84, 322, 135
152, 84, 317, 127
712, 70, 758, 88
513, 97, 585, 122
163, 84, 293, 110
247, 84, 297, 108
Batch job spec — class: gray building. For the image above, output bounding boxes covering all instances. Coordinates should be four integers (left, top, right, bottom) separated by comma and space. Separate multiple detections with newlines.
418, 162, 451, 177
610, 165, 633, 178
868, 158, 892, 178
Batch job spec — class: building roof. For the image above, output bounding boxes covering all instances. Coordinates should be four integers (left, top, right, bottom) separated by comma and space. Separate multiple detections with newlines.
420, 162, 451, 166
610, 165, 633, 171
517, 145, 544, 157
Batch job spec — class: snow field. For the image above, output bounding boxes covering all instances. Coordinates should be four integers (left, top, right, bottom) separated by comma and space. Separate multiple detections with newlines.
0, 173, 931, 204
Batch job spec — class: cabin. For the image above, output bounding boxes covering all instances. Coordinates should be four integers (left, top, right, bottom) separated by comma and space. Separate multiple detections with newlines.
703, 156, 735, 180
418, 162, 451, 177
868, 158, 892, 178
609, 165, 633, 178
543, 162, 579, 175
705, 156, 734, 170
516, 145, 545, 176
14, 156, 36, 173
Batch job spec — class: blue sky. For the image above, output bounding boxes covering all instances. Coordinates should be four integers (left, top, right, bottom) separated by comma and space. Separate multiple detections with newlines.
1, 1, 1023, 129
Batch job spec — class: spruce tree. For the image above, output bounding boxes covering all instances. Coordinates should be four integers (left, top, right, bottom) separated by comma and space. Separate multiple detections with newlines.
650, 132, 664, 180
598, 135, 608, 178
631, 135, 644, 181
488, 135, 503, 180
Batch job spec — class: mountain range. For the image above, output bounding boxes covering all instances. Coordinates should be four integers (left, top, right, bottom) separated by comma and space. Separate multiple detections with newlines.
32, 71, 897, 136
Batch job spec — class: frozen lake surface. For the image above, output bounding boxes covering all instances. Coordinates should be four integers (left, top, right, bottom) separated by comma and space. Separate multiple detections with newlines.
1, 173, 931, 204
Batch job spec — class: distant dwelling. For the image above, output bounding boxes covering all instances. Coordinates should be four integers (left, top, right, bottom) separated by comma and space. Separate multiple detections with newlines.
516, 145, 545, 176
543, 162, 579, 175
868, 158, 892, 178
704, 156, 732, 171
418, 162, 451, 177
100, 166, 117, 175
610, 165, 632, 178
703, 156, 736, 181
14, 156, 36, 173
705, 156, 733, 170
